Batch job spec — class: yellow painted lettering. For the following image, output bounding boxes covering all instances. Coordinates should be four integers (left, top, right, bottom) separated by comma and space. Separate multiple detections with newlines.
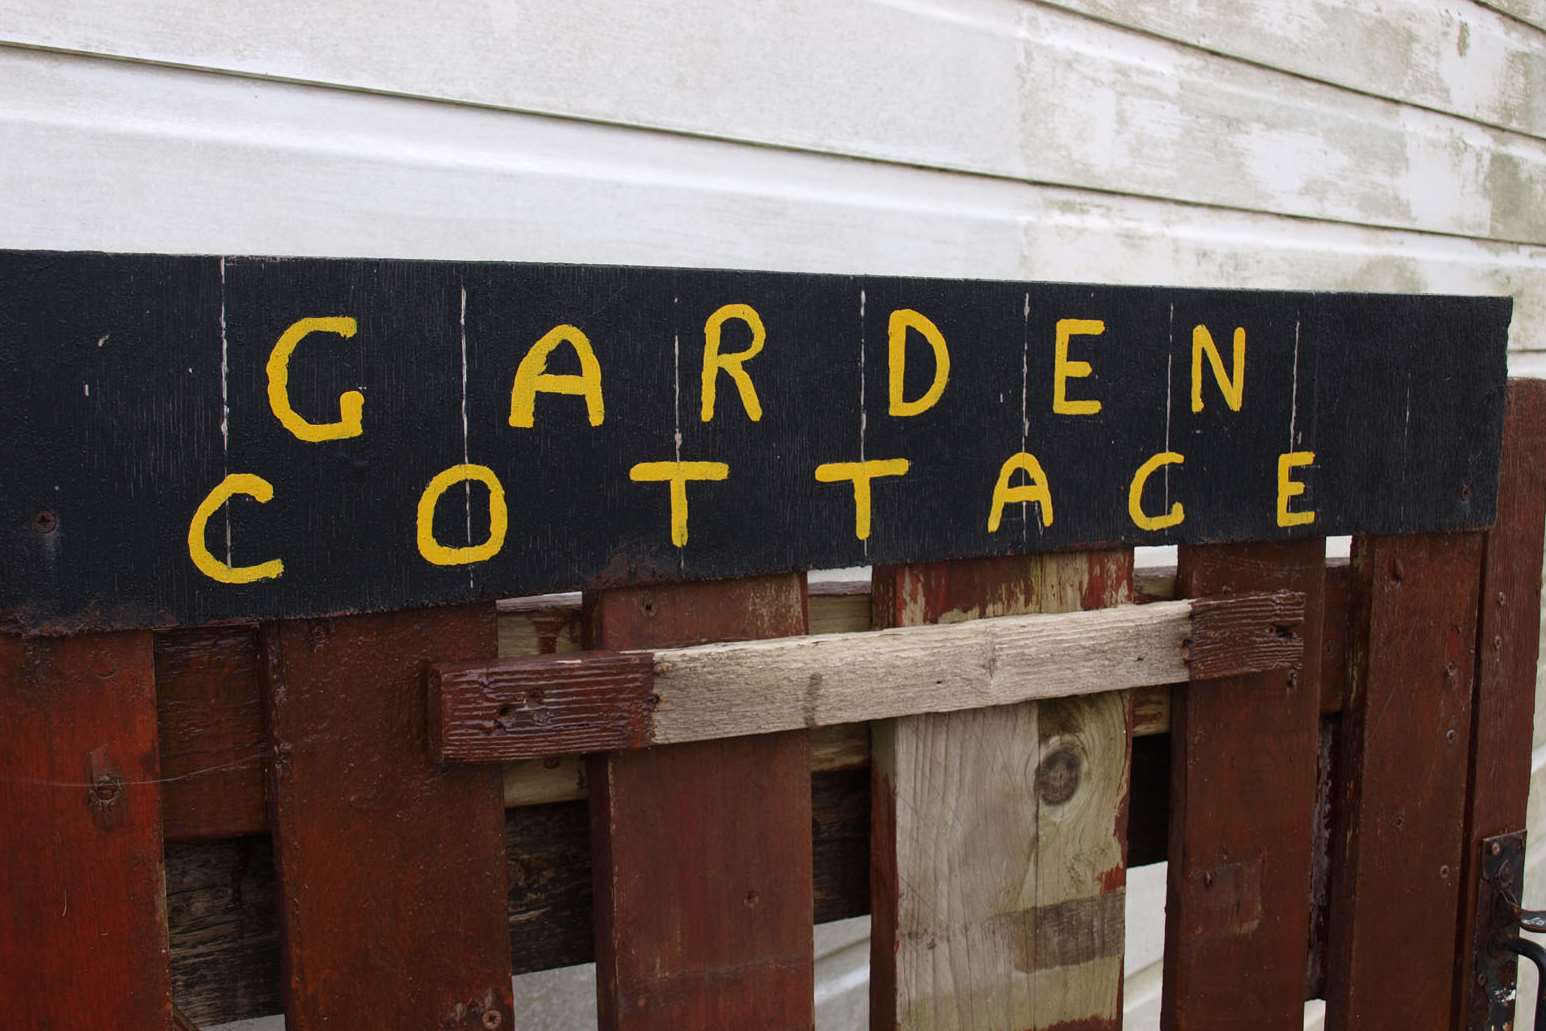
987, 452, 1054, 532
509, 324, 605, 428
266, 316, 364, 442
1276, 450, 1317, 527
1128, 451, 1185, 531
1053, 318, 1103, 416
814, 458, 911, 541
888, 309, 950, 417
416, 463, 508, 566
187, 473, 284, 584
1191, 324, 1246, 412
701, 303, 765, 423
629, 460, 730, 548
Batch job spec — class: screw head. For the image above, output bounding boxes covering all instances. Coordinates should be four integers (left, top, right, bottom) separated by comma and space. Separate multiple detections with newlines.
31, 510, 57, 534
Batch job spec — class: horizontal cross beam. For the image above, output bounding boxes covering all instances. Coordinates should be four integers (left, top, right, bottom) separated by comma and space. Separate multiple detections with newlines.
428, 591, 1303, 763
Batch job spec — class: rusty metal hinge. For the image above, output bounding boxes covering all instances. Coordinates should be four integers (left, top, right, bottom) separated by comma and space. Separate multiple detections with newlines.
1470, 831, 1546, 1030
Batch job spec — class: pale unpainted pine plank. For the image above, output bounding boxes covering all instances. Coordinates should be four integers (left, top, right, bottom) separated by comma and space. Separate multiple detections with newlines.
871, 551, 1133, 1030
1043, 0, 1546, 140
1, 1, 1542, 241
4, 49, 1546, 349
1030, 690, 1132, 1026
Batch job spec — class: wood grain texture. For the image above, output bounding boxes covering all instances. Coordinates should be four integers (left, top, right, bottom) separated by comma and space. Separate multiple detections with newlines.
261, 605, 514, 1030
3, 50, 1545, 356
431, 651, 655, 763
1324, 533, 1486, 1030
155, 624, 268, 840
437, 594, 1304, 761
870, 551, 1134, 1030
3, 1, 1543, 240
167, 836, 281, 1026
1162, 540, 1326, 1030
585, 574, 815, 1031
1455, 379, 1546, 1027
0, 631, 173, 1029
1185, 590, 1307, 680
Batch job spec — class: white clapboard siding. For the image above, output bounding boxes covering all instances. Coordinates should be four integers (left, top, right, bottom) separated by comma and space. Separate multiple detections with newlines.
3, 48, 1545, 358
1, 1, 1544, 243
1045, 0, 1546, 139
1481, 0, 1546, 36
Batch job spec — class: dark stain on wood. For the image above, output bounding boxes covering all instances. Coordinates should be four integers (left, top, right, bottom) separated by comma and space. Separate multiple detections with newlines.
167, 836, 282, 1026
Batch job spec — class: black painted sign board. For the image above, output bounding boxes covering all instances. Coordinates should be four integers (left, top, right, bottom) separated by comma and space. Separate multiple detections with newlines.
0, 251, 1511, 634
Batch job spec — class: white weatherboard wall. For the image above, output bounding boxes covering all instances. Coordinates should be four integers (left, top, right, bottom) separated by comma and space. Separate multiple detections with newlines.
0, 1, 1542, 1027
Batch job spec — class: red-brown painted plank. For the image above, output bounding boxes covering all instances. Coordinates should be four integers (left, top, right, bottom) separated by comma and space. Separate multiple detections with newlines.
0, 631, 173, 1029
1325, 532, 1486, 1030
430, 651, 655, 762
1456, 379, 1546, 1028
261, 605, 513, 1030
1163, 540, 1325, 1030
155, 624, 268, 841
584, 574, 813, 1031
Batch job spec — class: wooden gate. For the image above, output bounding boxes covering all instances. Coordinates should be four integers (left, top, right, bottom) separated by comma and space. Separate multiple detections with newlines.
1, 253, 1539, 1029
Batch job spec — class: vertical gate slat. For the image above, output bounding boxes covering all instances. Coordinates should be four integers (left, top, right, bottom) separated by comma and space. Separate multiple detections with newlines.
585, 573, 814, 1031
1162, 539, 1326, 1029
1324, 531, 1486, 1029
261, 604, 514, 1030
870, 551, 1134, 1030
0, 630, 173, 1028
1455, 379, 1546, 1028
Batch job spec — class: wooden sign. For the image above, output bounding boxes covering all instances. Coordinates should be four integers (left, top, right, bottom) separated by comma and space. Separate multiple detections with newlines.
0, 251, 1510, 634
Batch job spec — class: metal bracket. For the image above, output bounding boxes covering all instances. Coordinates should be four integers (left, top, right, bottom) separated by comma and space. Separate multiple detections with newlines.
1471, 831, 1527, 1030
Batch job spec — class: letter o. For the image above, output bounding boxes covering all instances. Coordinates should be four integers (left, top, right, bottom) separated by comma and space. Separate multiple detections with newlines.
416, 463, 508, 566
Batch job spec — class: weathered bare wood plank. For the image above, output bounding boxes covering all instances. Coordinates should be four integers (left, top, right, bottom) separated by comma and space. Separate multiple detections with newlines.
870, 552, 1134, 1030
433, 593, 1303, 762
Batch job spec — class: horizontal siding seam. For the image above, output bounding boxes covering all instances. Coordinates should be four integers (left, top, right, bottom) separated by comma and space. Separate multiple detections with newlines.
1, 40, 1543, 250
1033, 0, 1546, 144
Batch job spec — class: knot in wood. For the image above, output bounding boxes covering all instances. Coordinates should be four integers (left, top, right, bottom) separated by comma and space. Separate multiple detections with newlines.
1035, 747, 1081, 805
